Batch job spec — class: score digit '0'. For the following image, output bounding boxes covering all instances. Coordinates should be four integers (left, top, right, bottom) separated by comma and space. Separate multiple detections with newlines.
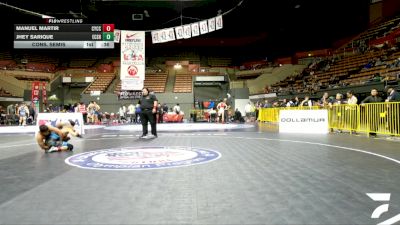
102, 24, 114, 32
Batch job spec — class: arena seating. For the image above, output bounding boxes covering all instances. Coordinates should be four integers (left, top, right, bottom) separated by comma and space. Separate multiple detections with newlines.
264, 13, 400, 96
339, 15, 400, 51
0, 60, 17, 69
0, 88, 13, 97
173, 74, 192, 93
20, 53, 60, 65
208, 57, 232, 67
84, 73, 116, 94
0, 51, 13, 60
25, 63, 56, 73
4, 70, 54, 81
69, 58, 97, 68
235, 67, 274, 79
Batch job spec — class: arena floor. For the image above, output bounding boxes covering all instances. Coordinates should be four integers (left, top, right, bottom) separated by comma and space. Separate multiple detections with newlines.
0, 123, 399, 225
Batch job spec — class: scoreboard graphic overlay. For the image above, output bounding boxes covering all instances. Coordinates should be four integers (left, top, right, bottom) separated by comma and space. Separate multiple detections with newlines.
14, 24, 115, 49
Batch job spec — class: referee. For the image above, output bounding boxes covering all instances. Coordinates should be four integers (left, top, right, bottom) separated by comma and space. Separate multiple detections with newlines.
139, 88, 158, 138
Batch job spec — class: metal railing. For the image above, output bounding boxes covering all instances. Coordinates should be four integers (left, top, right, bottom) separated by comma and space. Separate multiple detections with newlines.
258, 103, 400, 136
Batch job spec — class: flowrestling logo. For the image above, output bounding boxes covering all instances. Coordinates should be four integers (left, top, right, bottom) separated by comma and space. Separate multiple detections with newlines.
367, 193, 400, 225
65, 146, 221, 170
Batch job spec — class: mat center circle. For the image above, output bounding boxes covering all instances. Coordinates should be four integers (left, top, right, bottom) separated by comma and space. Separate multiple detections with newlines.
65, 146, 221, 170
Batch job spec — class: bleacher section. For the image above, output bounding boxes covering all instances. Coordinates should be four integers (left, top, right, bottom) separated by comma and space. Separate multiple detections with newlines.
340, 16, 400, 51
4, 70, 54, 81
114, 73, 168, 94
0, 60, 17, 69
0, 88, 13, 97
268, 46, 400, 95
20, 53, 59, 65
0, 72, 26, 97
315, 50, 400, 86
208, 57, 232, 67
0, 51, 13, 60
69, 58, 97, 68
246, 64, 306, 94
235, 67, 274, 79
173, 74, 192, 93
84, 73, 116, 94
25, 63, 56, 73
314, 51, 384, 86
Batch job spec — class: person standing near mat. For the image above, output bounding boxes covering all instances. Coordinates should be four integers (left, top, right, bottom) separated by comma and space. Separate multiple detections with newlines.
139, 88, 158, 138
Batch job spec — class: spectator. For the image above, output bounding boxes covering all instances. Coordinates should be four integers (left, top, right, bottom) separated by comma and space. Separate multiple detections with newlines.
162, 103, 169, 115
329, 93, 345, 133
245, 102, 252, 118
346, 90, 358, 134
280, 99, 288, 107
127, 103, 136, 123
234, 108, 244, 123
300, 96, 313, 107
157, 103, 163, 123
385, 87, 400, 102
361, 89, 382, 104
118, 105, 126, 123
17, 103, 29, 126
318, 92, 332, 108
346, 90, 358, 105
173, 103, 180, 115
135, 101, 141, 123
385, 87, 400, 136
361, 88, 382, 137
263, 99, 272, 108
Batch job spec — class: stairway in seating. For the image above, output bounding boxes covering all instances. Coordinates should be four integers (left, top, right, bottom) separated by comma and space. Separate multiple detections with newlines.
106, 77, 119, 93
165, 70, 175, 92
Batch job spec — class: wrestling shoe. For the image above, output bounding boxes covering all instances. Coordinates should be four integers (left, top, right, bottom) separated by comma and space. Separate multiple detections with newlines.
139, 134, 148, 139
67, 144, 74, 151
46, 146, 59, 153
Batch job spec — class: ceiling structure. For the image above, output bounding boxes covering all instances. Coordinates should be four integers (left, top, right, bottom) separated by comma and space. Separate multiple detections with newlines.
1, 0, 371, 60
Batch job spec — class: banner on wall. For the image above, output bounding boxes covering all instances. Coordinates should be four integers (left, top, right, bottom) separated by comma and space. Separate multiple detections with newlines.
42, 82, 47, 105
166, 28, 175, 42
151, 31, 160, 44
120, 30, 145, 89
31, 81, 40, 105
118, 90, 143, 100
160, 29, 167, 43
175, 26, 184, 39
191, 23, 200, 37
31, 81, 40, 113
114, 29, 121, 43
216, 15, 223, 30
199, 20, 208, 34
183, 25, 192, 39
151, 15, 223, 44
208, 18, 216, 32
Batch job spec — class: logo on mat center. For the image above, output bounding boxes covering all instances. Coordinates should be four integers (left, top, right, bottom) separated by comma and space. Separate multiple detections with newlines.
65, 146, 221, 170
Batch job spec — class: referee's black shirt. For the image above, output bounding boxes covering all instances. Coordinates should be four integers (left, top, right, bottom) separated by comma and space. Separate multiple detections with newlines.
140, 94, 158, 110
